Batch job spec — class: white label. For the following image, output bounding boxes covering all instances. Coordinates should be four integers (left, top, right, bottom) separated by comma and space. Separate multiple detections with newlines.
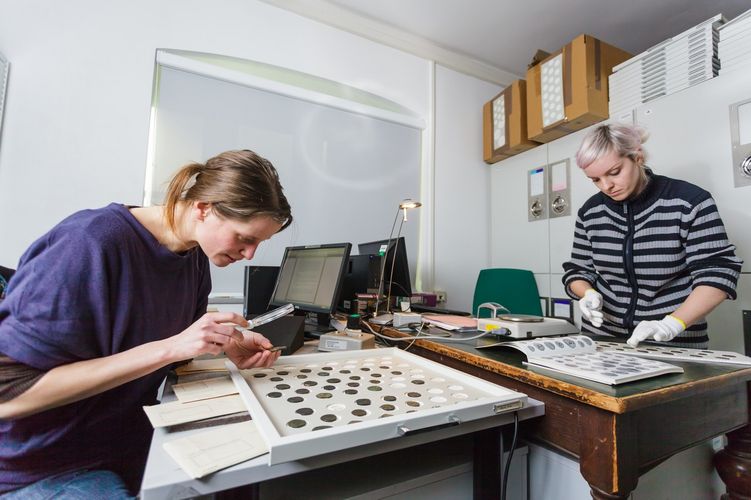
323, 339, 348, 350
551, 161, 567, 192
530, 168, 545, 196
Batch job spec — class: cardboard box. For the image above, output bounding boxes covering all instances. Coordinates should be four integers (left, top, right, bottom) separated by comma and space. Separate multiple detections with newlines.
483, 80, 539, 163
526, 34, 632, 143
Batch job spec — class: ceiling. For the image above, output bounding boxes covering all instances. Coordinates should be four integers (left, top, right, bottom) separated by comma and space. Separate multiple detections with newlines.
311, 0, 750, 80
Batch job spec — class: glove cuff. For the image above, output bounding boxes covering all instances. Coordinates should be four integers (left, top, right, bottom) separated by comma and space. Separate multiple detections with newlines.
664, 315, 686, 332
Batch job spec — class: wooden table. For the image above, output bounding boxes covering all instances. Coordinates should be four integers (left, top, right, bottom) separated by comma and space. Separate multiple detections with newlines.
376, 326, 751, 499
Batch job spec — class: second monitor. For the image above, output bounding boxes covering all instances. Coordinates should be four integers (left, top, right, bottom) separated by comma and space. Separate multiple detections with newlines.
358, 237, 412, 298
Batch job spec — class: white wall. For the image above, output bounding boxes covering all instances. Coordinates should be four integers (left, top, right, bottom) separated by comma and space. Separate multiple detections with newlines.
0, 0, 497, 306
0, 0, 428, 247
434, 64, 500, 311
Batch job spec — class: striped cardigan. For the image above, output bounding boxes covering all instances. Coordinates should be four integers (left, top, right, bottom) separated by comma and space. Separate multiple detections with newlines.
562, 171, 742, 347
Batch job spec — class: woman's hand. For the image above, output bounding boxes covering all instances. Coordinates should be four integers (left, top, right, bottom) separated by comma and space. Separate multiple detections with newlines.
162, 312, 247, 362
627, 315, 685, 347
578, 288, 604, 327
224, 330, 281, 369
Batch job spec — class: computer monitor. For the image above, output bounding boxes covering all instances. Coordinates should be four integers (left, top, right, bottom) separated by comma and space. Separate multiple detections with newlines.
358, 237, 412, 297
337, 253, 378, 312
243, 265, 280, 318
269, 243, 352, 327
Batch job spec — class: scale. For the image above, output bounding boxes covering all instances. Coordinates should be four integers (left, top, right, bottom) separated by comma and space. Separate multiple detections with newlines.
477, 314, 580, 339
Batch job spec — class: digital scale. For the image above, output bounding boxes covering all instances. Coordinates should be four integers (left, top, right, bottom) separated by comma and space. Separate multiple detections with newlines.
477, 314, 580, 339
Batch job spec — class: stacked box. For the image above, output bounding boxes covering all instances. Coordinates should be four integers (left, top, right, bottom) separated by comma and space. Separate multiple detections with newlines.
483, 80, 539, 164
526, 34, 631, 143
609, 14, 724, 120
719, 8, 751, 75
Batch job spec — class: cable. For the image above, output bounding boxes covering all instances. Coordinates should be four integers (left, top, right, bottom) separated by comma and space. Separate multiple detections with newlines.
362, 321, 491, 348
501, 412, 519, 500
403, 321, 427, 351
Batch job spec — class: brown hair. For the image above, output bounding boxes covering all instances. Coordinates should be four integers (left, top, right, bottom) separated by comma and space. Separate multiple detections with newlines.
164, 150, 292, 232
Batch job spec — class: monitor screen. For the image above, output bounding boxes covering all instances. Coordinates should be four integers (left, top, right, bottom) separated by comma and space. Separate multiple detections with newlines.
269, 243, 352, 315
357, 237, 412, 297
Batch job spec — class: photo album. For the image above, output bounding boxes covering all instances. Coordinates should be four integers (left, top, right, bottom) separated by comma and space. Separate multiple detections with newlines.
478, 334, 684, 385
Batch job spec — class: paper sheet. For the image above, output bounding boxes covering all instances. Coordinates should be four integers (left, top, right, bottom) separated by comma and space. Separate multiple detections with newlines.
173, 376, 238, 403
163, 421, 268, 479
422, 314, 477, 331
143, 394, 246, 428
175, 358, 229, 375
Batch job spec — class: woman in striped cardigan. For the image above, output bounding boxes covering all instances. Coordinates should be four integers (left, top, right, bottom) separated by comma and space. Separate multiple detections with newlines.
562, 123, 742, 348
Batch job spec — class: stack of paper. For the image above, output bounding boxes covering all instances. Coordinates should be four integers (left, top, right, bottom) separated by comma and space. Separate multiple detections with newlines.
143, 368, 266, 478
422, 314, 478, 331
144, 372, 243, 428
163, 421, 268, 479
143, 394, 246, 428
718, 8, 751, 75
174, 358, 229, 376
609, 14, 724, 120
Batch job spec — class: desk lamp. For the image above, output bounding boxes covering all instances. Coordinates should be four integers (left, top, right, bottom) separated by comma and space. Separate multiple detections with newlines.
372, 199, 421, 323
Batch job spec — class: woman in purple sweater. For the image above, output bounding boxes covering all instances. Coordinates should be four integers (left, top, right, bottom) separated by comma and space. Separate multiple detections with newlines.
0, 150, 292, 498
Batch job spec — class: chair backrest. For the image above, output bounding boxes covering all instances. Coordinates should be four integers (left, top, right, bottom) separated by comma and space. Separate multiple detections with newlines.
472, 268, 543, 318
0, 266, 14, 300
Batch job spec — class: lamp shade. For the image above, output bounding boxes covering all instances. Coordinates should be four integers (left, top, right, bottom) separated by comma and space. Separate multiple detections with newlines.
399, 199, 422, 209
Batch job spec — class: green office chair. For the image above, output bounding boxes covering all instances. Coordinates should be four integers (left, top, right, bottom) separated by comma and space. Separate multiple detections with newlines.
472, 268, 543, 318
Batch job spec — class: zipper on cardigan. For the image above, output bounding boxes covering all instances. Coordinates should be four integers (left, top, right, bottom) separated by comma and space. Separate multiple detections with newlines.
623, 203, 638, 330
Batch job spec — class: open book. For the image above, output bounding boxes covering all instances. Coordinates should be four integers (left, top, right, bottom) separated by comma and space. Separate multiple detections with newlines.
480, 335, 683, 385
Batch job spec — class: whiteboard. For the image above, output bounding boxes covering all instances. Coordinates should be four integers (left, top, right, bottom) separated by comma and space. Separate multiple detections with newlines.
0, 53, 8, 152
150, 66, 422, 294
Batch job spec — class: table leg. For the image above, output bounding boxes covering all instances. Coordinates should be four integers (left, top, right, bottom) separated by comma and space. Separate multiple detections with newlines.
589, 486, 633, 499
714, 383, 751, 499
215, 483, 260, 499
473, 426, 501, 499
714, 424, 751, 499
578, 405, 639, 500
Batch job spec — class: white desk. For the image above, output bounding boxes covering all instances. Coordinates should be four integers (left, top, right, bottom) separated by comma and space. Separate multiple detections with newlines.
140, 347, 544, 499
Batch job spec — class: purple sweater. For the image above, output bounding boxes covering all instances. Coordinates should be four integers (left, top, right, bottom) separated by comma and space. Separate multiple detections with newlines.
0, 204, 211, 493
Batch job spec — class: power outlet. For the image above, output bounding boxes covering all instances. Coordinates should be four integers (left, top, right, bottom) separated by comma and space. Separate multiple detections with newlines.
435, 290, 447, 304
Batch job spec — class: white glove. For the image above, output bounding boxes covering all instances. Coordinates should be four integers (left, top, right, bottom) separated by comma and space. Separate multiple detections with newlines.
627, 315, 686, 347
579, 289, 604, 327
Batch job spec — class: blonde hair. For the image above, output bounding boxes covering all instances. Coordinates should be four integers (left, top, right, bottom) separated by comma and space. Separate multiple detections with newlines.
575, 123, 649, 169
164, 150, 292, 232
